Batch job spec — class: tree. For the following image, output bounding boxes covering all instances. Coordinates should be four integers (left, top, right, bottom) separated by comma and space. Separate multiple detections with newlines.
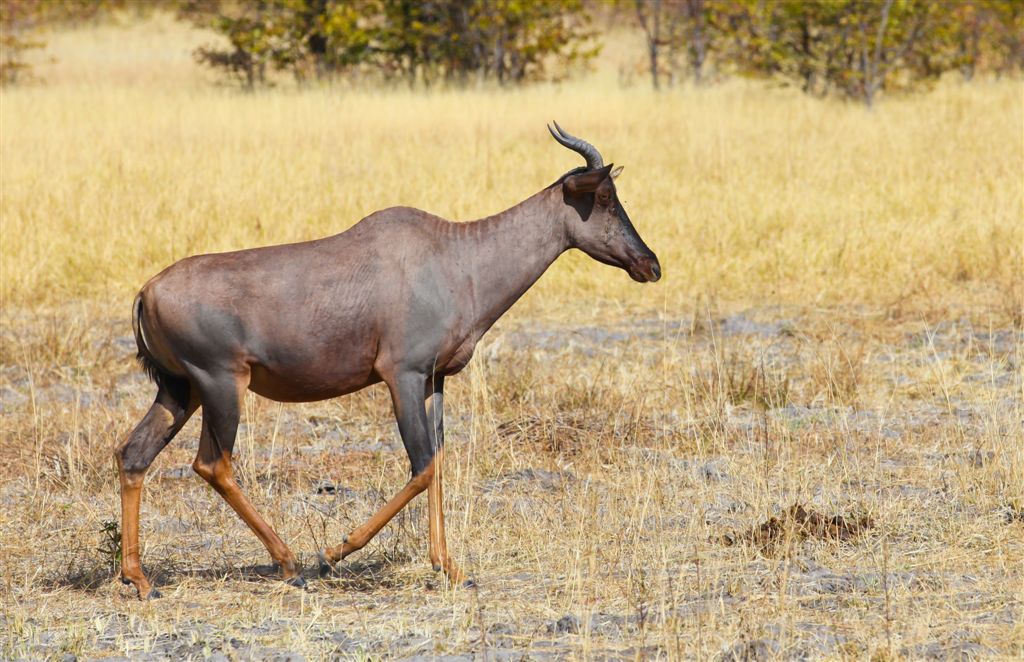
940, 0, 1024, 81
1, 0, 175, 85
712, 0, 1012, 107
189, 0, 600, 88
633, 0, 712, 89
1, 0, 46, 85
626, 0, 1024, 104
188, 0, 378, 89
683, 0, 709, 84
854, 0, 933, 107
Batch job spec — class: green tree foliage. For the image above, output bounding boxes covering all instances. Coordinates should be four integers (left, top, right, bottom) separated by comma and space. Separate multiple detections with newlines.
630, 0, 1023, 105
188, 0, 599, 88
940, 0, 1024, 81
185, 0, 376, 87
723, 0, 953, 105
5, 0, 1021, 102
713, 0, 1024, 106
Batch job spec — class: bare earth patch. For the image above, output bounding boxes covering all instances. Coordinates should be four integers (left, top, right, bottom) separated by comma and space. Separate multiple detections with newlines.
718, 504, 875, 555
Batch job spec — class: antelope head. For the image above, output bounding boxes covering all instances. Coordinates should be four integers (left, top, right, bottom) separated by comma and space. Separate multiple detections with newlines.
549, 122, 662, 283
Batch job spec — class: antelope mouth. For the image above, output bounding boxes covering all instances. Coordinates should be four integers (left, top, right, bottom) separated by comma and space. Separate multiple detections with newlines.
629, 258, 662, 283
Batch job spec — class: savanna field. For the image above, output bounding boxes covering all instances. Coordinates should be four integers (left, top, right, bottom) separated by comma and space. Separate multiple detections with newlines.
1, 13, 1022, 661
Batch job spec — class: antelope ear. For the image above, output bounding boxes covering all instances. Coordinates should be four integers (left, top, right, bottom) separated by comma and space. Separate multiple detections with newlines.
564, 164, 614, 195
610, 165, 624, 179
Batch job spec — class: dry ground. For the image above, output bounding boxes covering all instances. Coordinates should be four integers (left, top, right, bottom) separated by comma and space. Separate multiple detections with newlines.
2, 301, 1021, 660
1, 12, 1023, 662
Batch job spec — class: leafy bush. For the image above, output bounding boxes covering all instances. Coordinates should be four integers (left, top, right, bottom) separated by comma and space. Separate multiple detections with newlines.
630, 0, 1024, 105
187, 0, 600, 88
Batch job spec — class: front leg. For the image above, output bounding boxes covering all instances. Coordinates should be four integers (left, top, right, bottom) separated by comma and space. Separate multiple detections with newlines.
425, 375, 469, 585
322, 370, 467, 585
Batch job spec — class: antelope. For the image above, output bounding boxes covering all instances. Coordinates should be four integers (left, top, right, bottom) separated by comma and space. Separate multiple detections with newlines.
115, 123, 661, 599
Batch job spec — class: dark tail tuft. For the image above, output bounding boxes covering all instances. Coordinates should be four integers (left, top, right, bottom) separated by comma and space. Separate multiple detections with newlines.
133, 293, 171, 389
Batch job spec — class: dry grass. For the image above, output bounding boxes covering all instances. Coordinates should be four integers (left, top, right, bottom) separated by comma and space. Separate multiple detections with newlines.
2, 13, 1022, 316
2, 305, 1021, 660
1, 13, 1023, 661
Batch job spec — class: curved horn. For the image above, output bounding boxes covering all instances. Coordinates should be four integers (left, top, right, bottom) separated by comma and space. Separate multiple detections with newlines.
547, 121, 604, 170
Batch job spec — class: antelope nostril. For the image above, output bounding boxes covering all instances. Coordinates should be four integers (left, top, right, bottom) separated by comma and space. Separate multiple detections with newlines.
650, 261, 661, 282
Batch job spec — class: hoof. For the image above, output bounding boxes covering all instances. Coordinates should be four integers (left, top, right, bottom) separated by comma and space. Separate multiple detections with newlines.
121, 576, 132, 586
461, 578, 477, 589
145, 588, 162, 600
317, 551, 337, 578
285, 575, 306, 589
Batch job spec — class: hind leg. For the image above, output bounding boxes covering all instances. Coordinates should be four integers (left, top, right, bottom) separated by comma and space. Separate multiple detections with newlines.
115, 378, 196, 599
190, 369, 302, 585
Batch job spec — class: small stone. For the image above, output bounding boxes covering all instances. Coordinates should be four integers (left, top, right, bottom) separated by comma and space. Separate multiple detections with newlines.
719, 638, 780, 661
699, 461, 729, 482
488, 622, 516, 635
1000, 504, 1024, 524
552, 614, 580, 634
268, 654, 306, 662
0, 387, 28, 412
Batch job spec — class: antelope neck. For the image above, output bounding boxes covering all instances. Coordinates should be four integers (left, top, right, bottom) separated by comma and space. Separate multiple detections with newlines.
454, 187, 568, 335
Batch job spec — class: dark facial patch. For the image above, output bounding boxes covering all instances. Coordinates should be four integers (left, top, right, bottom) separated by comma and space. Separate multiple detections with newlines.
559, 165, 617, 222
563, 186, 595, 222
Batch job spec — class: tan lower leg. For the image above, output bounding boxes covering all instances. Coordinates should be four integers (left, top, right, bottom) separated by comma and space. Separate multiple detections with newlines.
323, 463, 433, 563
115, 400, 184, 599
196, 454, 299, 577
427, 450, 465, 584
118, 469, 154, 597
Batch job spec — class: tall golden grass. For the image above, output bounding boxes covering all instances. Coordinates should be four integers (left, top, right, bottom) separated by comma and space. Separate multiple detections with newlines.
2, 13, 1020, 320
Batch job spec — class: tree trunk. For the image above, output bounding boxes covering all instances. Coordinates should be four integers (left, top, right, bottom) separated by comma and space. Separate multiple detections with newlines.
651, 0, 662, 90
864, 0, 895, 108
636, 0, 662, 91
689, 0, 706, 85
649, 41, 660, 90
